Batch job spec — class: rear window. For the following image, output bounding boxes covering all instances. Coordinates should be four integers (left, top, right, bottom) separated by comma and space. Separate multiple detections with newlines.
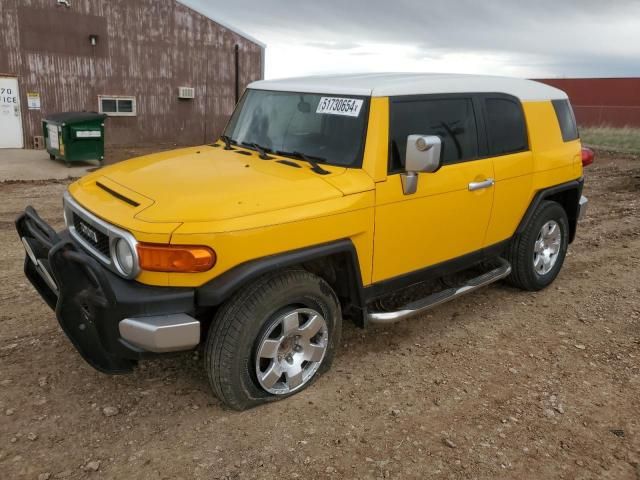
552, 99, 579, 142
485, 97, 528, 155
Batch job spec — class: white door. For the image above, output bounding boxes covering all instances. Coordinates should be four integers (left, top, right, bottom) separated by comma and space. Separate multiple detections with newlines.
0, 77, 24, 149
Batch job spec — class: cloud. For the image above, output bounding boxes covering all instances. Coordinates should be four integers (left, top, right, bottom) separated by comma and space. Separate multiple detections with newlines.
305, 41, 361, 50
181, 0, 640, 78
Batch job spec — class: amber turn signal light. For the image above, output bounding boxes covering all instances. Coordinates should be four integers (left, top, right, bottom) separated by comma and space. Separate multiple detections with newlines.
137, 243, 216, 273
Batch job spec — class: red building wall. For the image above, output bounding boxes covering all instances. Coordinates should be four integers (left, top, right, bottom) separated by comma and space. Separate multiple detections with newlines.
536, 78, 640, 127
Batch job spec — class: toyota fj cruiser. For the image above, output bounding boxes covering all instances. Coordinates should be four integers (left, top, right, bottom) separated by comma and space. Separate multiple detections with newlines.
17, 73, 591, 410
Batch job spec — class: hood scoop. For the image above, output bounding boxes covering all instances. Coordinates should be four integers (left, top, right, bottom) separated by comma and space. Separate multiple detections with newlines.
96, 181, 140, 207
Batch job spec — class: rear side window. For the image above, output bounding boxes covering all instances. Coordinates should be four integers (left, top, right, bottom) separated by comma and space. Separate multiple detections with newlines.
552, 99, 579, 142
389, 98, 479, 172
485, 98, 528, 155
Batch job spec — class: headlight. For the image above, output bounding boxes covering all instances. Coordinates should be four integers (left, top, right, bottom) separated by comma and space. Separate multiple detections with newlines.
114, 238, 136, 276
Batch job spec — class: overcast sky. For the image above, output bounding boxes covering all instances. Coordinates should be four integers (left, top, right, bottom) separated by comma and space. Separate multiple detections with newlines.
182, 0, 640, 80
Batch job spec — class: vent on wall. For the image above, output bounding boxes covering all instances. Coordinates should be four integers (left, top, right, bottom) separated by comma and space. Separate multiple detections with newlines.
178, 87, 195, 99
33, 136, 45, 149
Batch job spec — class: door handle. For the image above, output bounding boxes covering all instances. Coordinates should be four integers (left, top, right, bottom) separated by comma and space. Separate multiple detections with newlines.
468, 178, 495, 191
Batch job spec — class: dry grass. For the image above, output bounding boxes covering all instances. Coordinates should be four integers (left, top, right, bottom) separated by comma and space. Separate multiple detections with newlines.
580, 126, 640, 154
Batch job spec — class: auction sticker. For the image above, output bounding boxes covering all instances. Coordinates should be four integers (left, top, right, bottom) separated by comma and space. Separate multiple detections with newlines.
316, 97, 363, 117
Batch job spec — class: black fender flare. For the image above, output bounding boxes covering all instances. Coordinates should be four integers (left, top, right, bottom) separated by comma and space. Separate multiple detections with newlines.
196, 238, 366, 316
515, 178, 584, 243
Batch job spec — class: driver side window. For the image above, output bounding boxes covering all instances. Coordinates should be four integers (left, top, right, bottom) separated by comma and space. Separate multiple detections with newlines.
389, 97, 479, 173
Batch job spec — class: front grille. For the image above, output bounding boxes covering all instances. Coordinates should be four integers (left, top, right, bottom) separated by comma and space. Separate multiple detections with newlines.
72, 213, 110, 257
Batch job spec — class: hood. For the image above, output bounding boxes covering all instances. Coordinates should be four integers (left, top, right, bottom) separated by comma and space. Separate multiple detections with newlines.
87, 146, 353, 223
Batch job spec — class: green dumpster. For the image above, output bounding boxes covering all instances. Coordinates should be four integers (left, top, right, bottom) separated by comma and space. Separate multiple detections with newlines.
43, 112, 107, 167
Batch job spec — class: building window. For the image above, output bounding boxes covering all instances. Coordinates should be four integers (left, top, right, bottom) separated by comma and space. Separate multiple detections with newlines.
98, 95, 136, 116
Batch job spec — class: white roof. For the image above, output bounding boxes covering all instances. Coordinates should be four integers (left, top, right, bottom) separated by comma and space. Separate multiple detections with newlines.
249, 73, 567, 101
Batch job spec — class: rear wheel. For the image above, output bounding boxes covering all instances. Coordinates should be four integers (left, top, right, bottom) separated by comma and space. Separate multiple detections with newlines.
205, 269, 341, 410
506, 200, 569, 291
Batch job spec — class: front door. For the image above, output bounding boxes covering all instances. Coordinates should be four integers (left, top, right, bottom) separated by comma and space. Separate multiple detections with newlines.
0, 77, 24, 149
372, 95, 495, 283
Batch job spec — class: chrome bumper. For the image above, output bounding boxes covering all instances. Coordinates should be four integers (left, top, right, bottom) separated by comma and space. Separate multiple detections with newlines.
119, 314, 200, 353
578, 195, 588, 220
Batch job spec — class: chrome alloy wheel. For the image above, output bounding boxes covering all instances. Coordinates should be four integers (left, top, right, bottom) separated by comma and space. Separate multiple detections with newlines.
255, 308, 328, 395
533, 220, 562, 275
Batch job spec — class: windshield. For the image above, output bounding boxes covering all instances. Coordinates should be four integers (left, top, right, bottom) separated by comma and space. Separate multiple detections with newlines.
223, 89, 369, 167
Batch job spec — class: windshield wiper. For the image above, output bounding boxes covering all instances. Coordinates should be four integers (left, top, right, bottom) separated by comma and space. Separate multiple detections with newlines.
275, 150, 330, 175
220, 135, 236, 150
241, 141, 273, 160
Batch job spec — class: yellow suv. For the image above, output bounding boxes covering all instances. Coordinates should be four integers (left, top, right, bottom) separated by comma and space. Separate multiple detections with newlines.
17, 73, 590, 410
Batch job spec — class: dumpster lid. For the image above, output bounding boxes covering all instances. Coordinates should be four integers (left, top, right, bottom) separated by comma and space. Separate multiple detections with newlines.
44, 112, 107, 123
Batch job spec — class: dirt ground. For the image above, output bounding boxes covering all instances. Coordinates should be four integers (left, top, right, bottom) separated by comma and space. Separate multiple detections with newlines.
1, 152, 639, 480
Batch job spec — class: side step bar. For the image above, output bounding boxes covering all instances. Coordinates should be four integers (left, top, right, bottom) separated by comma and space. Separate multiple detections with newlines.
367, 258, 512, 325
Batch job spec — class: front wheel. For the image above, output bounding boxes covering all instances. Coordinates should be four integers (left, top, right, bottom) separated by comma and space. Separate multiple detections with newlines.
205, 270, 342, 410
506, 200, 569, 291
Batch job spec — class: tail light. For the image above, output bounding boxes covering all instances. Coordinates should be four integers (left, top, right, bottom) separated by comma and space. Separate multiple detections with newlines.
581, 147, 595, 167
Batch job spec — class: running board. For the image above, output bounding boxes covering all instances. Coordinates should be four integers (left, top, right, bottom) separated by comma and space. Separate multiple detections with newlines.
367, 258, 512, 325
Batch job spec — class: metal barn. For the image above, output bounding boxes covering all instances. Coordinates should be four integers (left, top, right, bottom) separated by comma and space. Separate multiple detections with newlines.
0, 0, 265, 149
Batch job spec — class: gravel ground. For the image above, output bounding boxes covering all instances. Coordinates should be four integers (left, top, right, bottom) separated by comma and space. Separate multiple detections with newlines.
1, 153, 639, 480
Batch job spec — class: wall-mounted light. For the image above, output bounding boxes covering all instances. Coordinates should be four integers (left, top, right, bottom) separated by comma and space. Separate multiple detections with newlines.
89, 35, 99, 46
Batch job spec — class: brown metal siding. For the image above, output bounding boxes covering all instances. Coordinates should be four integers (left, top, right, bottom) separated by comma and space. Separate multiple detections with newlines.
0, 0, 264, 148
537, 78, 640, 127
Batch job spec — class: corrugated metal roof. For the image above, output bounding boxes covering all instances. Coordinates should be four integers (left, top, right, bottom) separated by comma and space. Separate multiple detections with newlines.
176, 1, 266, 48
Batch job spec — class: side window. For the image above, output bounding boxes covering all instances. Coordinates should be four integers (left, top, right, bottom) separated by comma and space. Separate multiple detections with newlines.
552, 99, 579, 142
389, 98, 479, 172
485, 98, 528, 155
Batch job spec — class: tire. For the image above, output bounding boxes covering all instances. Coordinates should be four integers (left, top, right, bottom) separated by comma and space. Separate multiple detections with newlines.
205, 269, 342, 410
506, 200, 569, 291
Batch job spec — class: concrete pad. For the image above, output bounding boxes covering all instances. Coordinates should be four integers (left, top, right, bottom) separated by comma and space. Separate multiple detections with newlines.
0, 149, 99, 181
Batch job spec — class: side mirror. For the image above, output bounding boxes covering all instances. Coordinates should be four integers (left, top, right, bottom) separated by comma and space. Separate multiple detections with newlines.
401, 135, 442, 195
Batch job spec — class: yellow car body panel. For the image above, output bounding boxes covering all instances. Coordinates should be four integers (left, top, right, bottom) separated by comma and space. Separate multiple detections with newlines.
170, 191, 375, 288
69, 148, 378, 287
68, 176, 180, 243
372, 157, 495, 282
361, 97, 390, 183
483, 150, 535, 247
484, 102, 582, 247
90, 146, 348, 223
